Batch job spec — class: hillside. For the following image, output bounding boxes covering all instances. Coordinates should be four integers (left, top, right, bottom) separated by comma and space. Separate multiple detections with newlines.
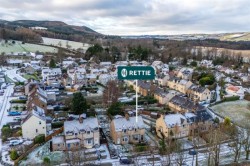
220, 32, 250, 41
0, 19, 101, 36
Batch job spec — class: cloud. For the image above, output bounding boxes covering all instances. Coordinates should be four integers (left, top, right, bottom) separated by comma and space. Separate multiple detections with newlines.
0, 0, 249, 35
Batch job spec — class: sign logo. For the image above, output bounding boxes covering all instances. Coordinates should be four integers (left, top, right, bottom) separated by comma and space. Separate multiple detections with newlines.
121, 68, 128, 78
118, 66, 155, 80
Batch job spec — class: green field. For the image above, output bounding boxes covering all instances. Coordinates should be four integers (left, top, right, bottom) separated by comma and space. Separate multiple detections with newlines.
211, 100, 250, 128
23, 74, 39, 80
42, 37, 91, 51
0, 41, 57, 53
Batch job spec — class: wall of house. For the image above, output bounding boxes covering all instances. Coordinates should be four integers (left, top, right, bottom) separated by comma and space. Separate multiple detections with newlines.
65, 130, 100, 148
22, 116, 46, 139
110, 121, 145, 145
52, 142, 65, 151
156, 115, 169, 138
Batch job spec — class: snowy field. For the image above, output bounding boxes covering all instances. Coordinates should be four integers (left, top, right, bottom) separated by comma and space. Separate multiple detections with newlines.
211, 100, 250, 128
0, 40, 57, 53
42, 37, 91, 51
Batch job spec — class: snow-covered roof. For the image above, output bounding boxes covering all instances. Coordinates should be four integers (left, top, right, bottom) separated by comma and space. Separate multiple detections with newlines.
52, 136, 65, 144
64, 118, 99, 135
164, 114, 187, 128
112, 116, 145, 132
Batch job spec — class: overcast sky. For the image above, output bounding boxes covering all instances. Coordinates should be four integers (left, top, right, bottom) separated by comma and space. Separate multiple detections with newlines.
0, 0, 249, 35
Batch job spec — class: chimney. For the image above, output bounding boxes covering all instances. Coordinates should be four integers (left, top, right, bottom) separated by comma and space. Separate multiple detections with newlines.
79, 117, 83, 123
125, 113, 130, 120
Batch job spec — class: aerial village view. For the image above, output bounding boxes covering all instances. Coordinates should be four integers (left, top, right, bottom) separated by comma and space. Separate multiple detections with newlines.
0, 0, 250, 166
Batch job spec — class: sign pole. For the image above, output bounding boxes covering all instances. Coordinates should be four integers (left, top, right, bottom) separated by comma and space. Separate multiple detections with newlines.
136, 79, 138, 123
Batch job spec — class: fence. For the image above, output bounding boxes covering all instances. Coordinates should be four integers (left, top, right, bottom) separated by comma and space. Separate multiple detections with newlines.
14, 127, 64, 165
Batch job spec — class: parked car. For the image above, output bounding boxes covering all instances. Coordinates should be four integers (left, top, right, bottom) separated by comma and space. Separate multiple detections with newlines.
8, 111, 21, 116
13, 116, 22, 121
9, 140, 23, 146
19, 96, 27, 100
120, 157, 133, 164
189, 150, 198, 155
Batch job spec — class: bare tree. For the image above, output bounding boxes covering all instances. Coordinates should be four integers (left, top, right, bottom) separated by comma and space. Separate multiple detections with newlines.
243, 127, 250, 160
103, 80, 120, 106
174, 140, 187, 166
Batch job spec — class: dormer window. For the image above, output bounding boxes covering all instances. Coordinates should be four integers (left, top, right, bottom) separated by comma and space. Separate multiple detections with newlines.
123, 129, 127, 133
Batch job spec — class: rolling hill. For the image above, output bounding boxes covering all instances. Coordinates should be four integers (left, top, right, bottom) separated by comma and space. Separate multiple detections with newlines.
0, 19, 102, 36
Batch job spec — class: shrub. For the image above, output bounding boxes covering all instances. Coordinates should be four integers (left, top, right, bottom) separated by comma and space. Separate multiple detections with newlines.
10, 100, 27, 104
43, 157, 50, 165
10, 150, 19, 160
34, 134, 45, 144
223, 96, 240, 102
51, 122, 64, 129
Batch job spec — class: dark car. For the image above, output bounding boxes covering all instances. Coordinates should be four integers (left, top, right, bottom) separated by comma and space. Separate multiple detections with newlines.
120, 157, 133, 165
189, 150, 198, 155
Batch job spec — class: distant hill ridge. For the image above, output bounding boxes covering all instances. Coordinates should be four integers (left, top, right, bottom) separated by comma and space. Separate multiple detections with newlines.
0, 19, 101, 36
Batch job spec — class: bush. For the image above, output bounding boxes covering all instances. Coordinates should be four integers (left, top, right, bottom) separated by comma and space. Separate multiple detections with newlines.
223, 96, 240, 102
51, 122, 64, 129
10, 150, 19, 160
43, 157, 50, 165
1, 126, 12, 142
34, 134, 45, 144
10, 99, 27, 104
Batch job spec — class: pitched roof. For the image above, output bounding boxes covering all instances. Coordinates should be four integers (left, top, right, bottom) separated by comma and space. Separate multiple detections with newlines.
64, 118, 99, 135
189, 84, 208, 93
169, 95, 205, 112
164, 114, 186, 128
112, 116, 144, 132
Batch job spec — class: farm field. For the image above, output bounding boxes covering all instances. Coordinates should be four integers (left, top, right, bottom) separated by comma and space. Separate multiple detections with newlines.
42, 37, 91, 51
0, 40, 57, 53
220, 32, 250, 41
211, 100, 250, 128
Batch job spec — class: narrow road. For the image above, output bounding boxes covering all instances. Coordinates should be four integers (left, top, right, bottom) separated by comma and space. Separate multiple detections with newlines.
0, 85, 14, 151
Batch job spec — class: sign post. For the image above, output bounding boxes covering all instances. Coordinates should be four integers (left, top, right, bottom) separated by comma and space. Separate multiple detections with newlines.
117, 66, 155, 123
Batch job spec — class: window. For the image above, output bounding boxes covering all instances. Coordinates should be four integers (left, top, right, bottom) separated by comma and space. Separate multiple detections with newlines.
122, 137, 128, 142
39, 121, 41, 125
87, 131, 91, 134
36, 129, 38, 133
67, 144, 70, 148
123, 129, 127, 133
86, 138, 93, 145
75, 133, 78, 136
133, 135, 139, 141
58, 144, 60, 147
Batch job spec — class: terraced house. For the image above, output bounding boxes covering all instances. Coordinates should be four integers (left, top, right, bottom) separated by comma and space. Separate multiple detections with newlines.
52, 117, 100, 151
168, 95, 205, 113
167, 77, 193, 94
187, 85, 211, 102
110, 116, 145, 145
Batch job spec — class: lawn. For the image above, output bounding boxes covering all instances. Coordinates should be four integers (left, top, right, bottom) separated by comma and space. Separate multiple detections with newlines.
211, 100, 250, 128
23, 74, 39, 80
42, 37, 91, 51
0, 40, 57, 53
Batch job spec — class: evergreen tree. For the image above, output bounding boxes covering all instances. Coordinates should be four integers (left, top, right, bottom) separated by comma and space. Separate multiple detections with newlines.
49, 58, 56, 68
71, 92, 88, 115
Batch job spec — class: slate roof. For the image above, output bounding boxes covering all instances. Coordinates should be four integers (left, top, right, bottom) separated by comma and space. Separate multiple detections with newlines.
169, 95, 205, 112
64, 118, 99, 135
112, 116, 144, 132
189, 84, 207, 93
